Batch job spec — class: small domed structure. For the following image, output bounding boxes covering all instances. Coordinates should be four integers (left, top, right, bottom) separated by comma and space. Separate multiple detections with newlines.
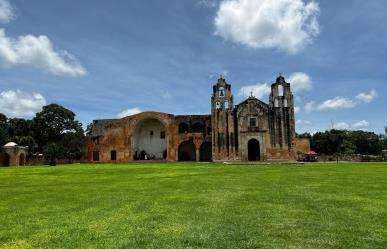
1, 142, 27, 166
4, 142, 18, 147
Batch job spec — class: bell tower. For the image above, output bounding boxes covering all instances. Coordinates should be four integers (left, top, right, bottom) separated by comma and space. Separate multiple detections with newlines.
269, 75, 295, 150
211, 76, 235, 160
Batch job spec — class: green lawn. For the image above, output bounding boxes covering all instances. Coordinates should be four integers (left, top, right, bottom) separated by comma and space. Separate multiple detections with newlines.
0, 162, 386, 249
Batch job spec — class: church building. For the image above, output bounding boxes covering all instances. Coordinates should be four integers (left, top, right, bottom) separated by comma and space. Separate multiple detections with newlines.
85, 75, 308, 162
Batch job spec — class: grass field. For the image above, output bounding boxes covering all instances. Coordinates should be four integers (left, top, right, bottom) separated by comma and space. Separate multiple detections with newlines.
0, 162, 386, 249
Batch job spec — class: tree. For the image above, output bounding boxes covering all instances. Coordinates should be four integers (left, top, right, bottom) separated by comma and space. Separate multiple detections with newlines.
43, 142, 63, 166
8, 118, 32, 141
338, 139, 356, 155
32, 104, 83, 150
32, 104, 84, 164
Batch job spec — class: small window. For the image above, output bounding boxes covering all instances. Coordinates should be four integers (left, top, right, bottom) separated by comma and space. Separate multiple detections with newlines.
93, 151, 100, 161
160, 131, 166, 139
249, 117, 257, 127
111, 150, 117, 161
224, 101, 229, 109
275, 99, 279, 107
216, 102, 221, 109
284, 99, 288, 107
150, 130, 154, 136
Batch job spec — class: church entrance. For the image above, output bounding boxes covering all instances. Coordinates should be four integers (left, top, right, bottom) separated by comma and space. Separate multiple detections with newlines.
178, 140, 196, 161
248, 139, 260, 161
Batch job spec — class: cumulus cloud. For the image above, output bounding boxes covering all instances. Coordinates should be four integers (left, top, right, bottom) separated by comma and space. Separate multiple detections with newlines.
0, 90, 47, 118
304, 89, 377, 112
356, 89, 377, 104
0, 29, 86, 76
117, 108, 141, 118
334, 120, 369, 131
317, 97, 356, 111
214, 0, 320, 54
288, 72, 312, 93
237, 83, 271, 99
0, 0, 13, 23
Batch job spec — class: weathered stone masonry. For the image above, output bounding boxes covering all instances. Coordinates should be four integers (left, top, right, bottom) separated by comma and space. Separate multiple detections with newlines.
85, 76, 308, 162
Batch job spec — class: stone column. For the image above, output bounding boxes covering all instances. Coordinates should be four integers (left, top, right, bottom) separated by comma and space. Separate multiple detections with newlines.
196, 149, 200, 162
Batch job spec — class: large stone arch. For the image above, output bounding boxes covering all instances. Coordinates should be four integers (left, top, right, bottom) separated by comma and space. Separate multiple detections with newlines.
178, 140, 196, 161
123, 112, 174, 161
133, 118, 167, 160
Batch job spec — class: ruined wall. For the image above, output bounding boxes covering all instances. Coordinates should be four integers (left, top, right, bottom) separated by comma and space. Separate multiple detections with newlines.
85, 112, 212, 163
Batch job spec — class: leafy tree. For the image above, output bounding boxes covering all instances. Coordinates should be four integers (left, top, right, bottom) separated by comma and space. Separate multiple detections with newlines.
43, 142, 63, 166
32, 104, 85, 164
32, 104, 83, 150
349, 130, 382, 155
8, 118, 32, 141
339, 139, 356, 155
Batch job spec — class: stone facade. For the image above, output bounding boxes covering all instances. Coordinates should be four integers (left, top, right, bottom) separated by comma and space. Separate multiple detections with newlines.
85, 76, 309, 162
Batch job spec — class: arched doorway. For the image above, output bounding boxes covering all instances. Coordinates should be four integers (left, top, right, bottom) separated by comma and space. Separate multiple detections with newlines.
178, 140, 196, 161
133, 118, 167, 160
199, 142, 212, 161
0, 153, 10, 166
19, 153, 25, 166
248, 139, 260, 161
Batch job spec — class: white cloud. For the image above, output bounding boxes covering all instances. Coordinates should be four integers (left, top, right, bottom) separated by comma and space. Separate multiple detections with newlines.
317, 97, 356, 111
0, 90, 47, 118
356, 89, 377, 104
351, 120, 369, 130
304, 88, 377, 113
304, 101, 315, 113
237, 83, 271, 99
334, 120, 369, 131
214, 0, 320, 54
117, 107, 141, 118
288, 72, 312, 93
333, 122, 350, 130
294, 106, 300, 114
0, 0, 13, 23
0, 29, 86, 76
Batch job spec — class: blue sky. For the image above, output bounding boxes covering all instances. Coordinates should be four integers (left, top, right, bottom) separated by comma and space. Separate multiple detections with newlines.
0, 0, 386, 134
